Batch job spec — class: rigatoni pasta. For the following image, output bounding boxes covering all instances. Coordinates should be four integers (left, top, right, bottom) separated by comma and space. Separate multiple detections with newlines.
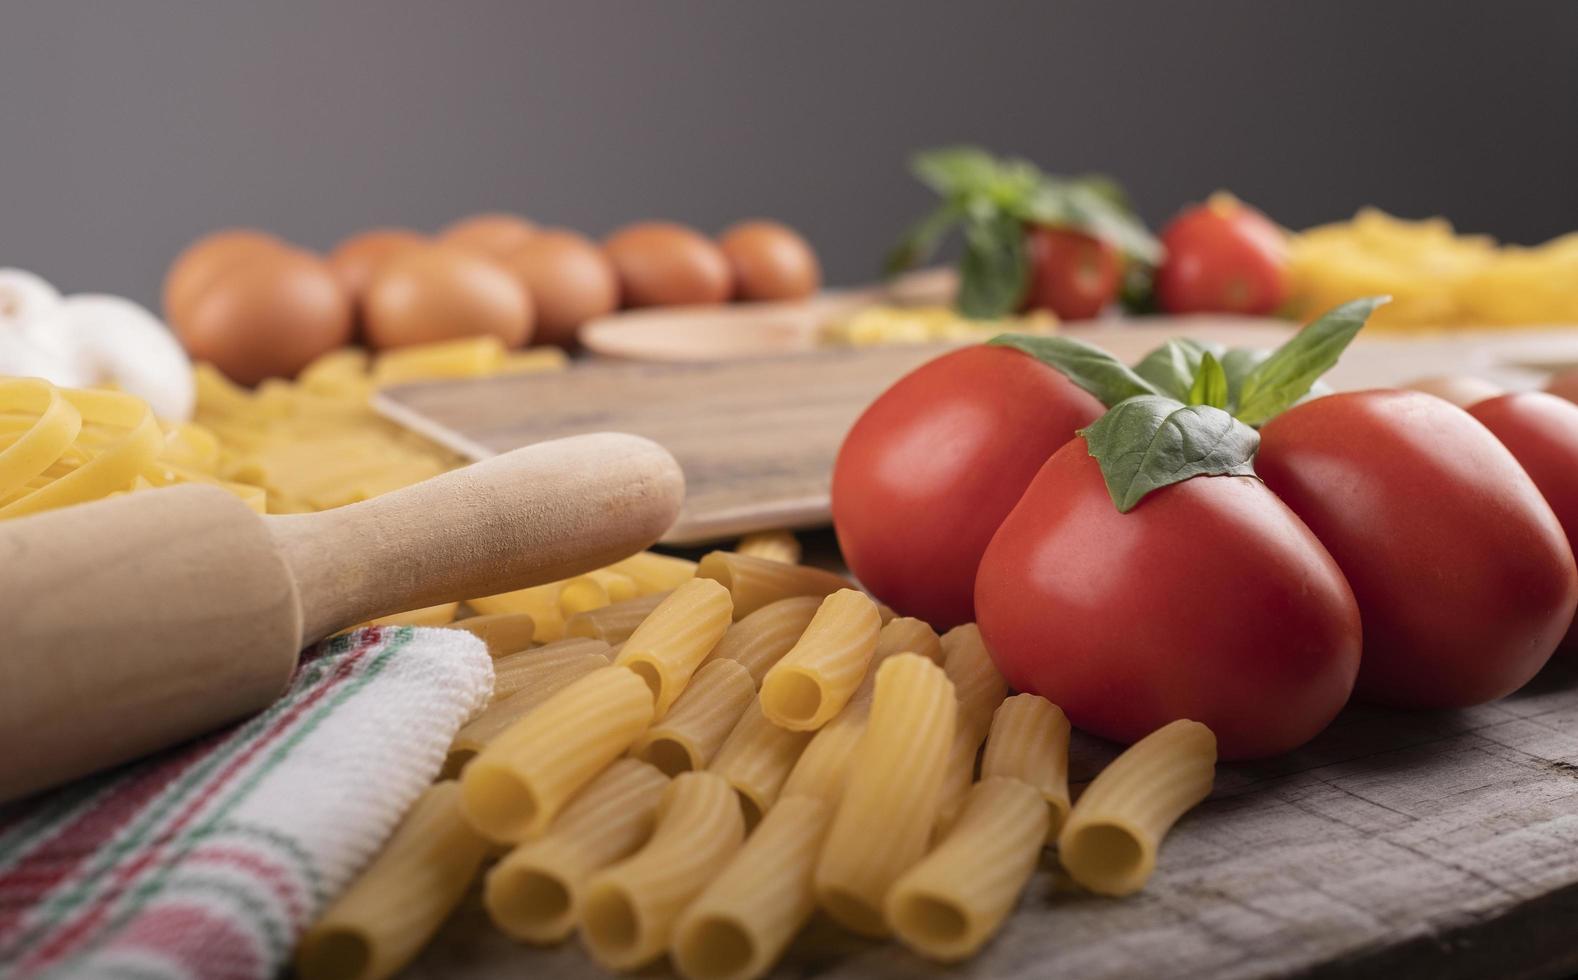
444, 650, 611, 777
778, 700, 869, 803
671, 795, 832, 980
980, 694, 1071, 837
631, 659, 756, 776
566, 591, 671, 644
469, 582, 567, 643
872, 616, 942, 670
759, 589, 881, 731
579, 771, 746, 970
609, 551, 699, 593
696, 551, 853, 619
558, 568, 640, 617
734, 530, 801, 564
485, 759, 669, 944
886, 777, 1049, 962
705, 596, 821, 686
708, 700, 813, 827
814, 654, 957, 937
461, 666, 655, 842
1057, 719, 1216, 896
492, 638, 613, 702
933, 723, 986, 836
448, 611, 537, 657
295, 782, 488, 980
615, 578, 734, 717
941, 623, 1008, 741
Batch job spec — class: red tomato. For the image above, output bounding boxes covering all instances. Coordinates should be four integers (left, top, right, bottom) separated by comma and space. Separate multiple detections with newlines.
1468, 391, 1578, 648
1257, 391, 1578, 707
974, 440, 1361, 759
1022, 227, 1121, 320
1154, 194, 1288, 315
832, 345, 1104, 630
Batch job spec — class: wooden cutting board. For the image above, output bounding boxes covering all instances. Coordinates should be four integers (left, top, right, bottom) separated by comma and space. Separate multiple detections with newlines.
374, 319, 1578, 544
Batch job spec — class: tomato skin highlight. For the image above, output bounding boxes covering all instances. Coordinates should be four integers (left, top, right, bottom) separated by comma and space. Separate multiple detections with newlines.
1467, 391, 1578, 648
1155, 196, 1288, 315
832, 345, 1104, 630
974, 440, 1361, 760
1022, 227, 1122, 320
1257, 390, 1578, 707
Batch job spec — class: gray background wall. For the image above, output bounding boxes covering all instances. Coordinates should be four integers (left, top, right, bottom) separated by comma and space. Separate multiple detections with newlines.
3, 1, 1575, 310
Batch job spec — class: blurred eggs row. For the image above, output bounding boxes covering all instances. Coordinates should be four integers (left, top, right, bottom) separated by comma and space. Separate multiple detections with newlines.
166, 214, 821, 385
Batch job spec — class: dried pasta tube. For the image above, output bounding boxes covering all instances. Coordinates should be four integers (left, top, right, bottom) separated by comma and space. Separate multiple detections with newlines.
580, 771, 746, 970
615, 578, 733, 717
814, 654, 957, 937
932, 723, 987, 836
609, 551, 699, 593
941, 623, 1008, 742
671, 795, 831, 980
886, 777, 1050, 962
734, 530, 801, 564
631, 659, 756, 776
449, 612, 537, 657
759, 589, 881, 731
1058, 719, 1216, 896
492, 638, 613, 702
470, 582, 566, 642
296, 782, 488, 980
559, 568, 640, 617
360, 602, 459, 628
697, 551, 853, 619
874, 603, 897, 625
484, 759, 669, 944
461, 666, 655, 843
708, 701, 812, 828
443, 651, 613, 778
861, 617, 942, 695
980, 694, 1072, 838
566, 591, 671, 644
779, 699, 869, 803
705, 596, 821, 686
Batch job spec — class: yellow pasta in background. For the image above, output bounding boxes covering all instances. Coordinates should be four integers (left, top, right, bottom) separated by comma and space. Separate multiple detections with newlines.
671, 794, 832, 980
734, 530, 801, 565
461, 666, 654, 842
933, 723, 988, 836
470, 582, 567, 643
296, 782, 488, 980
579, 771, 746, 971
696, 551, 853, 619
358, 602, 459, 629
814, 654, 957, 937
615, 578, 733, 717
1058, 719, 1216, 897
448, 612, 537, 657
980, 694, 1071, 837
707, 700, 813, 828
609, 551, 699, 593
886, 777, 1049, 963
558, 568, 640, 617
485, 759, 669, 945
491, 638, 613, 702
443, 651, 611, 779
875, 602, 897, 625
566, 591, 671, 644
631, 659, 756, 776
941, 623, 1008, 742
759, 589, 880, 731
705, 596, 821, 686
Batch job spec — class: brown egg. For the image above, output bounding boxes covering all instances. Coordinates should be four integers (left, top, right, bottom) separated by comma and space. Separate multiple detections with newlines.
176, 249, 353, 385
363, 244, 533, 349
497, 230, 618, 347
328, 228, 426, 298
439, 213, 538, 259
1548, 369, 1578, 405
603, 222, 733, 308
163, 228, 283, 325
718, 220, 821, 301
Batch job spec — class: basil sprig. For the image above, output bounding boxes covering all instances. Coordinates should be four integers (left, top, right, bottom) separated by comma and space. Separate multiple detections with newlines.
1080, 396, 1261, 513
988, 334, 1162, 407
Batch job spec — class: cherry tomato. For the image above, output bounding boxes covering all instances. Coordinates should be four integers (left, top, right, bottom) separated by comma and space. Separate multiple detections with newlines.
832, 345, 1104, 630
1257, 390, 1578, 708
974, 440, 1361, 759
1468, 391, 1578, 648
1022, 227, 1121, 320
1154, 194, 1288, 315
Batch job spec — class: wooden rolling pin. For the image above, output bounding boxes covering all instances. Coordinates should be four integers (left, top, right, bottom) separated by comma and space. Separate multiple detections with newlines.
0, 432, 684, 803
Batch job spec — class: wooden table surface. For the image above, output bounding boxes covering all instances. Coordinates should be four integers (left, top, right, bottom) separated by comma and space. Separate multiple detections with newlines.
407, 638, 1578, 980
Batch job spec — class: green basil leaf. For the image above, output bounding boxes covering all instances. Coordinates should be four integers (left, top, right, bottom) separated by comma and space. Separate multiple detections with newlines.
988, 333, 1163, 407
1079, 396, 1261, 513
1018, 177, 1163, 265
956, 212, 1028, 319
884, 200, 965, 276
1188, 352, 1229, 409
1235, 296, 1390, 426
1133, 338, 1226, 400
910, 146, 1004, 197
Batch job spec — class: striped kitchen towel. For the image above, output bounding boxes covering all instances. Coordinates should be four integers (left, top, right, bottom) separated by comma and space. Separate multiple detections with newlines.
0, 625, 491, 980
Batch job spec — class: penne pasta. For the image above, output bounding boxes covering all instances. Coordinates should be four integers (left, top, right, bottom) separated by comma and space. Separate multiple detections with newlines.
886, 777, 1050, 962
484, 759, 669, 944
631, 659, 756, 776
671, 794, 832, 980
980, 694, 1072, 838
469, 582, 566, 643
609, 551, 699, 593
734, 530, 801, 564
696, 551, 853, 619
1058, 719, 1216, 896
759, 589, 881, 731
615, 578, 734, 717
705, 596, 821, 686
492, 638, 613, 702
442, 651, 612, 779
941, 623, 1008, 742
814, 654, 957, 937
296, 782, 489, 980
565, 591, 671, 644
708, 700, 813, 828
461, 666, 655, 843
448, 612, 537, 658
579, 771, 746, 971
559, 568, 640, 617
